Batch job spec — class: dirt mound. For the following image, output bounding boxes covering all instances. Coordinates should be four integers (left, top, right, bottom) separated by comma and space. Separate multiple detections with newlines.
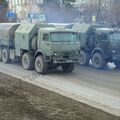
0, 72, 119, 120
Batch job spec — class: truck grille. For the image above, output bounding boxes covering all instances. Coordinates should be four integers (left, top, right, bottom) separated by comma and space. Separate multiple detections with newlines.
112, 50, 120, 60
63, 56, 69, 59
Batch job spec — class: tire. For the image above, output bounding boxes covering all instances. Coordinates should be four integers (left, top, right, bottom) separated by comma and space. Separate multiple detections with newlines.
2, 47, 10, 63
92, 52, 105, 69
114, 62, 120, 68
61, 63, 74, 73
35, 55, 48, 74
0, 47, 2, 61
22, 53, 33, 70
79, 51, 90, 66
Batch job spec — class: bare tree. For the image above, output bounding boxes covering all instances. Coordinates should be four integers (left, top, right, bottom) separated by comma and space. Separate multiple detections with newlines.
0, 1, 8, 22
110, 0, 120, 26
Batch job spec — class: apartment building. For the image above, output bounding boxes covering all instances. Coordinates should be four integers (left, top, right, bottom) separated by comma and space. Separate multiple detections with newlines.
7, 0, 43, 21
75, 0, 87, 5
8, 0, 43, 8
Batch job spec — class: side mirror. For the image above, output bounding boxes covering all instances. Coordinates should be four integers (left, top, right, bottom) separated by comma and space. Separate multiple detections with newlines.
43, 34, 49, 41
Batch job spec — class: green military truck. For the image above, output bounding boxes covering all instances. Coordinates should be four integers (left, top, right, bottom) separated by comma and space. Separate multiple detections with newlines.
0, 23, 80, 74
72, 23, 120, 69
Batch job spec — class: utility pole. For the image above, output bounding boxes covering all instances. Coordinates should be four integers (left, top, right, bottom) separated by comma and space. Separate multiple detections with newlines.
109, 0, 112, 25
96, 0, 102, 23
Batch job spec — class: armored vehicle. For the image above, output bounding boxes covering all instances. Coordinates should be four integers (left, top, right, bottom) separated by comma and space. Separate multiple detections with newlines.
73, 23, 120, 69
0, 23, 80, 74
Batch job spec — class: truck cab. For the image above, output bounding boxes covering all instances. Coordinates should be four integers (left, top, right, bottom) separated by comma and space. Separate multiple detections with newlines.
34, 27, 80, 73
0, 23, 80, 74
92, 28, 120, 68
72, 23, 120, 69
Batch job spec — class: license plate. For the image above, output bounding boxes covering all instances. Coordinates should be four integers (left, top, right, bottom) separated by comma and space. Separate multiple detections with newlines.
67, 60, 73, 62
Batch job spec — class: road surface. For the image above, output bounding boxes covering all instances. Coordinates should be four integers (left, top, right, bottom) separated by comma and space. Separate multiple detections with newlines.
0, 61, 120, 116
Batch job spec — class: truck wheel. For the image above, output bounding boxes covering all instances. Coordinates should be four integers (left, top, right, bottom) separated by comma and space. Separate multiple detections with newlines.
2, 47, 10, 63
114, 62, 120, 68
79, 51, 90, 66
35, 55, 48, 74
22, 53, 33, 70
92, 53, 105, 69
61, 63, 74, 73
0, 47, 2, 61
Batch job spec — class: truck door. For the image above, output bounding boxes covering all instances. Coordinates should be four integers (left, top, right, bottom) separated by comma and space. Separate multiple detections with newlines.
96, 33, 110, 53
40, 33, 52, 56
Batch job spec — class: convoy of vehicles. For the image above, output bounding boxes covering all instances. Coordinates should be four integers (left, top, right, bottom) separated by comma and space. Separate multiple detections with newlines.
0, 22, 120, 73
0, 23, 80, 74
72, 23, 120, 69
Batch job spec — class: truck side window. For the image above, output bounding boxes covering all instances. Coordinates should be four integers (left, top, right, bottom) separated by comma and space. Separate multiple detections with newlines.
99, 34, 107, 41
43, 34, 49, 41
97, 35, 101, 41
96, 34, 102, 44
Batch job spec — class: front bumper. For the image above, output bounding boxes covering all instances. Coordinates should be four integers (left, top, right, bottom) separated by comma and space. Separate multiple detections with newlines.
52, 54, 80, 63
112, 50, 120, 61
53, 58, 79, 63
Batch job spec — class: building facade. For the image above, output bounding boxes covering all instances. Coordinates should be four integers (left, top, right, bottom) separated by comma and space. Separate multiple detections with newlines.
8, 0, 43, 9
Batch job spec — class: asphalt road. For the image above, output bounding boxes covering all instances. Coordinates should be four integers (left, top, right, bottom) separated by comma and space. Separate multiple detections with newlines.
74, 63, 120, 97
0, 61, 120, 116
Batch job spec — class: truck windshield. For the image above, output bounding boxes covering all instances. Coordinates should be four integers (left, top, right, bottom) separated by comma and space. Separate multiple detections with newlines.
51, 32, 78, 42
109, 32, 120, 42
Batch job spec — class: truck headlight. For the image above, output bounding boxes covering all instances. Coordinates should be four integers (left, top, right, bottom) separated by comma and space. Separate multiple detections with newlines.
54, 53, 57, 56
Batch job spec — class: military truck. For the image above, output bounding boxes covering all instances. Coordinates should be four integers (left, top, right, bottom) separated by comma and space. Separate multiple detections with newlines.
72, 23, 120, 69
0, 23, 80, 74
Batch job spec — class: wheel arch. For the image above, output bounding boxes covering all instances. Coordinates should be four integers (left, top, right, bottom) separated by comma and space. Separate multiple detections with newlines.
92, 48, 104, 57
20, 49, 28, 57
34, 50, 46, 60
